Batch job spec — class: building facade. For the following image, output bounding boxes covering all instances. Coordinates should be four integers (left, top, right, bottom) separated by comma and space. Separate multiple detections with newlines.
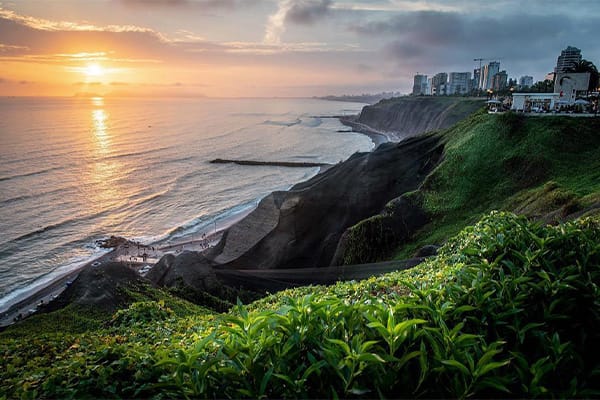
519, 75, 534, 89
480, 61, 500, 90
555, 46, 582, 74
492, 70, 508, 91
431, 72, 448, 95
412, 74, 428, 95
448, 72, 471, 95
473, 68, 481, 92
554, 72, 591, 103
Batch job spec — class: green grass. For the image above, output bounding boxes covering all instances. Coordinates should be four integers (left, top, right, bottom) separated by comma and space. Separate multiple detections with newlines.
392, 112, 600, 259
1, 212, 599, 398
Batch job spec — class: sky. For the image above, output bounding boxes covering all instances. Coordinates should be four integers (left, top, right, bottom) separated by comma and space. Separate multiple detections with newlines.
0, 0, 599, 97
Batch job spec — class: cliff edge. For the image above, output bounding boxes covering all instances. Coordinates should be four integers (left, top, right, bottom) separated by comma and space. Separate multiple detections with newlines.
356, 96, 484, 140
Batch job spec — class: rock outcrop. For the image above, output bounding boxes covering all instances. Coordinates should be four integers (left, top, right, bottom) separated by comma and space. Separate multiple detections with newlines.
147, 251, 219, 292
331, 192, 430, 265
51, 262, 149, 312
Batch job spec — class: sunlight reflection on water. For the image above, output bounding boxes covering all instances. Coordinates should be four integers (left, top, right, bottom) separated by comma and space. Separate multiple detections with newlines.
89, 99, 124, 218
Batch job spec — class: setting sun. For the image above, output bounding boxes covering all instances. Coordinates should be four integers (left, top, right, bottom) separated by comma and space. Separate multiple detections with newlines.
84, 63, 104, 78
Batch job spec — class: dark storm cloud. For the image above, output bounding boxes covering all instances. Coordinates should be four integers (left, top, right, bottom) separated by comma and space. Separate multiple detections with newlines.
351, 10, 600, 76
286, 0, 333, 25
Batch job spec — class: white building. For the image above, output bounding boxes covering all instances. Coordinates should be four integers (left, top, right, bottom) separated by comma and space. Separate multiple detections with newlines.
554, 72, 591, 103
511, 93, 561, 112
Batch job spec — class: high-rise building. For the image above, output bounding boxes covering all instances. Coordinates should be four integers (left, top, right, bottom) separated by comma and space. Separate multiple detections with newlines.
519, 75, 534, 89
412, 74, 428, 95
448, 72, 471, 95
492, 70, 508, 91
472, 68, 481, 93
431, 72, 448, 95
480, 61, 500, 90
555, 46, 582, 74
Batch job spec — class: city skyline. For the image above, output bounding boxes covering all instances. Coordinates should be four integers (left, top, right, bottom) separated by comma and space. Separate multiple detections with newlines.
1, 0, 599, 97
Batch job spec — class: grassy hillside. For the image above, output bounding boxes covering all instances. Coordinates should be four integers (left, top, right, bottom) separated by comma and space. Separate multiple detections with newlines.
389, 111, 600, 259
1, 212, 599, 398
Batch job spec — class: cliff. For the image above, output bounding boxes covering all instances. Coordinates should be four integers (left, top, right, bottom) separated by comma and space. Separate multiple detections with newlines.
356, 96, 484, 139
207, 135, 443, 269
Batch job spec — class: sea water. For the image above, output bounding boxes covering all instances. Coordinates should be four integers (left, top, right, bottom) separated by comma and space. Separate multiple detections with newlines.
0, 96, 372, 308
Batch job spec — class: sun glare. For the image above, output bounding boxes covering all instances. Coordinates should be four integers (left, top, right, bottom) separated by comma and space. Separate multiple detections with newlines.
84, 63, 104, 77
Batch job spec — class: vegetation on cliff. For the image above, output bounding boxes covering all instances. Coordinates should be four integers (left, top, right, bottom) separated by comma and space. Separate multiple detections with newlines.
411, 111, 600, 256
340, 111, 600, 263
1, 212, 599, 398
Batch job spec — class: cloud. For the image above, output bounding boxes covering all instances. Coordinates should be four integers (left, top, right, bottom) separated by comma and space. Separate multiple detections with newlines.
350, 10, 600, 79
74, 81, 103, 86
286, 0, 333, 24
0, 8, 154, 33
264, 0, 334, 44
0, 8, 178, 64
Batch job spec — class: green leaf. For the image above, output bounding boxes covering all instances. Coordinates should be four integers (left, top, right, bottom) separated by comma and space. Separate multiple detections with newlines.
475, 377, 512, 393
357, 353, 385, 364
441, 359, 470, 376
477, 360, 510, 377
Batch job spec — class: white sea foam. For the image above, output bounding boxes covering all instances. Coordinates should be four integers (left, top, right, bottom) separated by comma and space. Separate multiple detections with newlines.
0, 247, 110, 314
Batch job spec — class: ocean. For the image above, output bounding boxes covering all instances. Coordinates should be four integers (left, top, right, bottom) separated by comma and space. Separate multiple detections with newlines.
0, 96, 372, 310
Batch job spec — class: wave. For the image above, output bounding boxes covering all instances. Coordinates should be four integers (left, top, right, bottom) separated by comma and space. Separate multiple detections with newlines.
0, 186, 69, 207
263, 118, 301, 127
300, 117, 322, 128
2, 208, 112, 247
151, 199, 259, 245
0, 247, 110, 313
100, 145, 173, 162
0, 166, 65, 183
125, 187, 172, 211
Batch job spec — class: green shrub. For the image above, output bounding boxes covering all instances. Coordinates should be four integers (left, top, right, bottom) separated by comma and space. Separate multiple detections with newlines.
111, 300, 174, 326
2, 212, 599, 398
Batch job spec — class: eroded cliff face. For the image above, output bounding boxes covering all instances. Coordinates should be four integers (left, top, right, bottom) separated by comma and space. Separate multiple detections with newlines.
357, 97, 484, 139
158, 98, 484, 273
207, 135, 444, 269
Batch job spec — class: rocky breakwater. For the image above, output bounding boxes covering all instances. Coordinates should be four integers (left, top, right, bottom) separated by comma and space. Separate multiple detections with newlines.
351, 97, 484, 140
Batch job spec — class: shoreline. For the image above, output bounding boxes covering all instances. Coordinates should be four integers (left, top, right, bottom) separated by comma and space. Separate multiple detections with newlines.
339, 115, 393, 146
0, 207, 254, 327
0, 116, 386, 328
